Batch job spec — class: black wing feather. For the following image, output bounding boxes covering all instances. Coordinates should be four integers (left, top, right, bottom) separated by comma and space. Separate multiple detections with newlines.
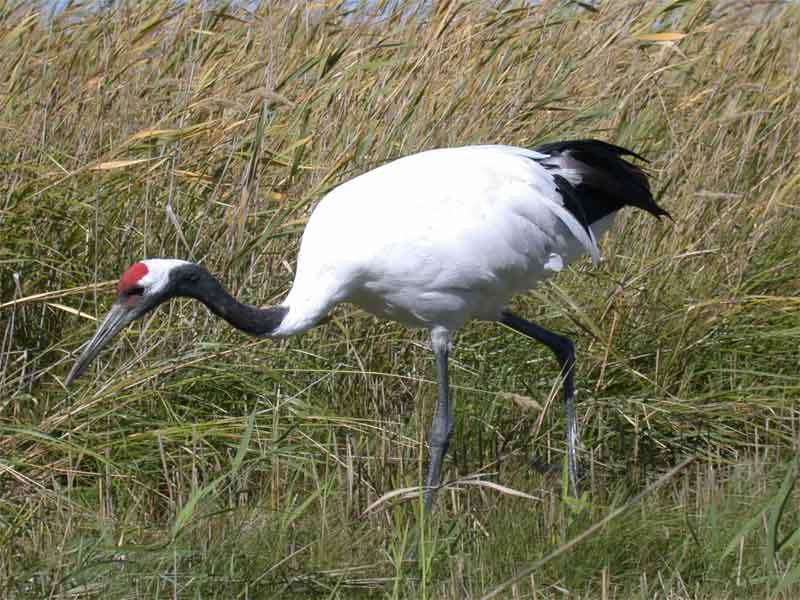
532, 139, 670, 227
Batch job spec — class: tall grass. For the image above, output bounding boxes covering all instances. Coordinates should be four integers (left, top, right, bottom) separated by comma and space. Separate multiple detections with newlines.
1, 0, 799, 597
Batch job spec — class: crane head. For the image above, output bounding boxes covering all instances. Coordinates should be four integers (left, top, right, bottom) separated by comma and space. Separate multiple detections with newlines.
65, 259, 189, 386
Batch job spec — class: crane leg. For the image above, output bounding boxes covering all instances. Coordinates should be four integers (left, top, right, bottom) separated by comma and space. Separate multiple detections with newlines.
499, 310, 580, 497
424, 327, 453, 512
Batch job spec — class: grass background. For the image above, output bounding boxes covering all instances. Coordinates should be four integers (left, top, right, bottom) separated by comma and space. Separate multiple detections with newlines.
1, 0, 799, 597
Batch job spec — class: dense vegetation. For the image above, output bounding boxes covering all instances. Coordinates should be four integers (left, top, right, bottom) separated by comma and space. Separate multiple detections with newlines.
1, 0, 799, 597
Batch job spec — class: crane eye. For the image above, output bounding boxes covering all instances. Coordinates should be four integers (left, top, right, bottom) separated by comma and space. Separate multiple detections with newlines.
121, 286, 145, 307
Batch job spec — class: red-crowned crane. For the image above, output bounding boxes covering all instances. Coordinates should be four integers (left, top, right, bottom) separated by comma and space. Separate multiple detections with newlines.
65, 140, 670, 509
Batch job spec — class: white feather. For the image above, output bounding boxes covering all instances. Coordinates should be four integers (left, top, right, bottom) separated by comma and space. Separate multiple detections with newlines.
139, 259, 190, 295
276, 145, 614, 336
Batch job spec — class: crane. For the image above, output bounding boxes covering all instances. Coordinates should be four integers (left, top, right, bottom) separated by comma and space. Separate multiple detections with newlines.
65, 140, 670, 509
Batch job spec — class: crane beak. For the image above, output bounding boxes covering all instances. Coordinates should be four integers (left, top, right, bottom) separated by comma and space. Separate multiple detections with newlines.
65, 300, 138, 386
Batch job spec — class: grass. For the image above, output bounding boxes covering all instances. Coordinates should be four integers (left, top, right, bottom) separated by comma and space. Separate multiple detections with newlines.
1, 0, 799, 597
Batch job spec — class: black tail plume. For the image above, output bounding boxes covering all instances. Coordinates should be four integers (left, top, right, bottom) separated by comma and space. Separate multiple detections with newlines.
533, 139, 671, 225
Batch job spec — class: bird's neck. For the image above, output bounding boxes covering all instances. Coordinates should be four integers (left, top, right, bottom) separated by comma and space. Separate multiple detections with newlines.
174, 265, 289, 337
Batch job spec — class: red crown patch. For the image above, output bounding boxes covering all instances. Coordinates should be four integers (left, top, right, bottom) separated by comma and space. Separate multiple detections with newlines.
118, 262, 149, 294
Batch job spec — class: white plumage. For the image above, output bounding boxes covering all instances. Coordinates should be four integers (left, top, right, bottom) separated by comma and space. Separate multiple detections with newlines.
66, 139, 669, 508
278, 145, 611, 337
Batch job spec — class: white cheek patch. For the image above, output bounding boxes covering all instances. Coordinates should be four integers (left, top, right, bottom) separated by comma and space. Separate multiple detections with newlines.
139, 259, 190, 294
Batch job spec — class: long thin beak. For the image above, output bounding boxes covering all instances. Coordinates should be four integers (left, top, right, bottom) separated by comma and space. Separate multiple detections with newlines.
65, 300, 137, 386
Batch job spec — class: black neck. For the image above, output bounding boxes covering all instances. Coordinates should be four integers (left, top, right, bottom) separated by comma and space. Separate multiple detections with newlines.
171, 264, 288, 337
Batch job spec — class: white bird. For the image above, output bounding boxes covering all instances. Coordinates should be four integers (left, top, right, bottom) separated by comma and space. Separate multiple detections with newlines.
66, 140, 669, 508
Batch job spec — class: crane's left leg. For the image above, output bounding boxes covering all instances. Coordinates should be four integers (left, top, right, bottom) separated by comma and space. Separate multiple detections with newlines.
423, 327, 453, 512
499, 310, 580, 497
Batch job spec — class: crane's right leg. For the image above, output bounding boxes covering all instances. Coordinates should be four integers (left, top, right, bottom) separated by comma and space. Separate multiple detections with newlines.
423, 327, 453, 512
499, 310, 580, 497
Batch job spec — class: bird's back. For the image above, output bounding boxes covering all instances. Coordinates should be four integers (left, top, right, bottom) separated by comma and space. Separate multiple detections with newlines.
280, 143, 665, 332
